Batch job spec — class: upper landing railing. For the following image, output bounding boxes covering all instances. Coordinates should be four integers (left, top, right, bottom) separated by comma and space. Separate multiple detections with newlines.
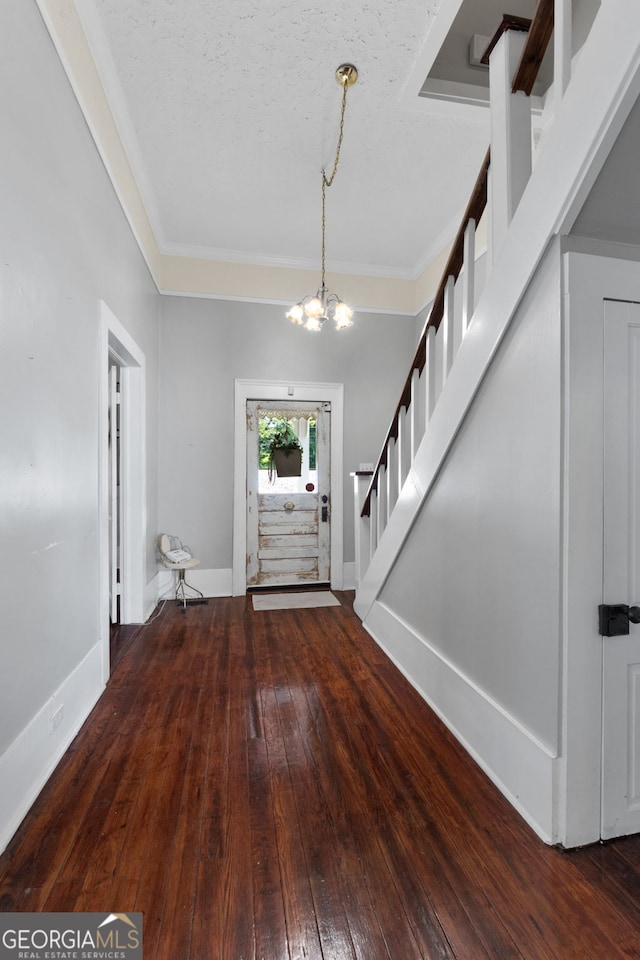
357, 0, 557, 572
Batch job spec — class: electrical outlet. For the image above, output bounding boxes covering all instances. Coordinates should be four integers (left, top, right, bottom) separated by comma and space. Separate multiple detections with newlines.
50, 705, 64, 733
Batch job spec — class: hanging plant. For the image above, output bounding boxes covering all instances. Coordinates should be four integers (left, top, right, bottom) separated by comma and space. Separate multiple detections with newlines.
268, 424, 303, 481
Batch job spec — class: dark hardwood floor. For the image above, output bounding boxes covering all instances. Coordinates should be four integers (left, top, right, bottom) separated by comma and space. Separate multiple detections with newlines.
2, 594, 640, 958
110, 620, 145, 670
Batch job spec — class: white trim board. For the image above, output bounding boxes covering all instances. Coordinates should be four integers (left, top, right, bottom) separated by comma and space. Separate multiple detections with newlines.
145, 570, 167, 620
157, 567, 233, 600
560, 250, 640, 847
400, 0, 464, 106
365, 600, 557, 844
157, 563, 344, 602
0, 642, 104, 855
155, 287, 418, 317
99, 301, 147, 682
342, 561, 356, 592
233, 379, 344, 596
34, 0, 162, 289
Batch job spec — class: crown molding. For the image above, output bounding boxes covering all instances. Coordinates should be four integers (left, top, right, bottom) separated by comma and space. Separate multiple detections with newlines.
73, 0, 167, 244
159, 240, 416, 280
34, 0, 449, 316
34, 0, 163, 286
157, 254, 420, 314
159, 288, 417, 316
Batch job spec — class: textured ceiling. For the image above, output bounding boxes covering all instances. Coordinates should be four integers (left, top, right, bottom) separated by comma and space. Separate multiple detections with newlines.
79, 0, 492, 277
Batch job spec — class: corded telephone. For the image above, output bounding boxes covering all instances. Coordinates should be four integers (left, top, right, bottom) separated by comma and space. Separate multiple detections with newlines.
157, 534, 193, 565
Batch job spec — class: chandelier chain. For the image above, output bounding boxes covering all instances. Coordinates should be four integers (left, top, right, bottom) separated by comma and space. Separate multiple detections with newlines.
321, 78, 349, 290
286, 64, 356, 332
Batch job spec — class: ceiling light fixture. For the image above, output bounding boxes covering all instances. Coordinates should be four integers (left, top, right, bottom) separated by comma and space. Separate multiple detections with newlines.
287, 63, 358, 332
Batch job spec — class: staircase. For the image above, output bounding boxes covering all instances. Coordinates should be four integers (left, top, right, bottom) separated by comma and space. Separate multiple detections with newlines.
352, 0, 640, 844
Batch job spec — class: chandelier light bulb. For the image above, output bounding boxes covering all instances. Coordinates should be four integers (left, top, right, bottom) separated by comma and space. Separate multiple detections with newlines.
286, 303, 305, 325
334, 302, 354, 329
305, 314, 323, 332
304, 297, 324, 319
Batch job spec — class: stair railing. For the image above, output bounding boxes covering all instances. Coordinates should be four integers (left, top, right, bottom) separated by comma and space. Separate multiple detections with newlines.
360, 147, 490, 528
355, 0, 558, 588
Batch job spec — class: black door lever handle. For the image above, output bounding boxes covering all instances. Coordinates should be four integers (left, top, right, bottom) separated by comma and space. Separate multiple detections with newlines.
599, 603, 640, 635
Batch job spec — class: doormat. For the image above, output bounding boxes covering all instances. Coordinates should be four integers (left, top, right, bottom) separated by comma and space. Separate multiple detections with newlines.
252, 591, 340, 611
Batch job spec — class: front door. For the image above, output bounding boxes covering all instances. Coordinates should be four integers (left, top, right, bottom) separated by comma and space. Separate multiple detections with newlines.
246, 400, 331, 588
602, 299, 640, 838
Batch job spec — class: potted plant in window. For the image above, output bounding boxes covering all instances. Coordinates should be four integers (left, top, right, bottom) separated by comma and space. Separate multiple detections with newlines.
268, 424, 303, 480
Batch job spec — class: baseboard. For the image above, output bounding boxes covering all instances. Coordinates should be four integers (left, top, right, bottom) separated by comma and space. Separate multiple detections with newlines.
145, 570, 163, 620
364, 600, 558, 844
157, 564, 350, 602
156, 567, 233, 602
342, 561, 356, 591
0, 642, 104, 854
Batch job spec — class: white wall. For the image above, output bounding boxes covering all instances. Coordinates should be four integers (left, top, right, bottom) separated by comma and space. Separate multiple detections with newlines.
570, 95, 640, 248
573, 0, 601, 57
158, 296, 416, 571
0, 0, 159, 850
373, 244, 562, 836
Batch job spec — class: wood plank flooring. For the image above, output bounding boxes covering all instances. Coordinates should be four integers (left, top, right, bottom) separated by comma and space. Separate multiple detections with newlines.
2, 594, 640, 958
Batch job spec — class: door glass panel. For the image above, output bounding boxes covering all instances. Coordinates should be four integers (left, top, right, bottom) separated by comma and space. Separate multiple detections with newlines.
258, 414, 318, 495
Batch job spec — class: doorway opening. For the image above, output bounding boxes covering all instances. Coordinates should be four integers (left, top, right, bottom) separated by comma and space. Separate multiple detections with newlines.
246, 401, 330, 589
99, 301, 147, 681
108, 361, 122, 627
233, 379, 344, 596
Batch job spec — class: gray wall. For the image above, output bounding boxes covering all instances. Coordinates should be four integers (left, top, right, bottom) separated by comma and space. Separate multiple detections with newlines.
571, 94, 640, 248
574, 0, 601, 56
0, 0, 159, 756
380, 245, 562, 751
158, 297, 417, 569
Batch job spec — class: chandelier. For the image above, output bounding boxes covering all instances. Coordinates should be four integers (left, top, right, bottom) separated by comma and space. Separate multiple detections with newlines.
287, 64, 358, 332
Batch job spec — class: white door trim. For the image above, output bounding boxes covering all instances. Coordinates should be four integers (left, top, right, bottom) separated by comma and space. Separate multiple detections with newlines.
99, 300, 147, 681
561, 243, 640, 847
246, 400, 330, 588
108, 364, 121, 623
601, 299, 640, 839
233, 379, 344, 596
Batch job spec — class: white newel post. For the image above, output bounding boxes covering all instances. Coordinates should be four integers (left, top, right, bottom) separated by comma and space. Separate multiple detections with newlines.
352, 472, 373, 588
489, 27, 531, 260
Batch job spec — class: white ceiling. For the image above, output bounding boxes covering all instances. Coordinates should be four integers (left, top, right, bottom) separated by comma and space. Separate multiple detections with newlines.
77, 0, 497, 279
